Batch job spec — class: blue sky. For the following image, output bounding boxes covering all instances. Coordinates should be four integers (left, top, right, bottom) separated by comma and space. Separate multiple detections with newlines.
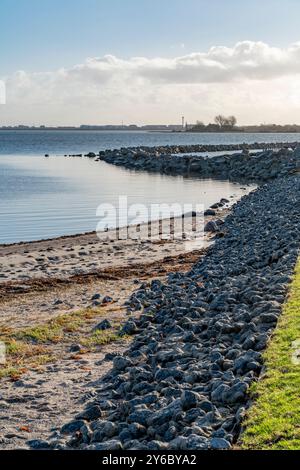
1, 0, 300, 73
1, 0, 300, 125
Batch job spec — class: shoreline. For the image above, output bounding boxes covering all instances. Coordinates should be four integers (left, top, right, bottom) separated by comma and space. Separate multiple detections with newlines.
0, 198, 242, 249
0, 210, 217, 250
2, 128, 300, 134
1, 144, 300, 450
0, 209, 229, 289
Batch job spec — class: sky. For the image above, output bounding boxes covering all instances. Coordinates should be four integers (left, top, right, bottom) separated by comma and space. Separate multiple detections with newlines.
1, 0, 300, 126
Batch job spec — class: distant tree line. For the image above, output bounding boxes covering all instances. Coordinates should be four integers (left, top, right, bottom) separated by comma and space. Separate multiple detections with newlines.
242, 123, 300, 133
191, 115, 239, 132
190, 116, 300, 133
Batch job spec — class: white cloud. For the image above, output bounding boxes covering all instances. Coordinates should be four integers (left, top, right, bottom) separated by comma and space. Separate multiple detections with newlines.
2, 41, 300, 125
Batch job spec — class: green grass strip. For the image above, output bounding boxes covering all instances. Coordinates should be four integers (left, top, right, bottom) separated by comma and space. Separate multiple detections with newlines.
241, 260, 300, 450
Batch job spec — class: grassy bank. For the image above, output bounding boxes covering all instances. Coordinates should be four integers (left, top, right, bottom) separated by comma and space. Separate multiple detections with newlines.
241, 260, 300, 450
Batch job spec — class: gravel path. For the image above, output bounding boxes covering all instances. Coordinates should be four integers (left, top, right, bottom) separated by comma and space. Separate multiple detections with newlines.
50, 176, 300, 451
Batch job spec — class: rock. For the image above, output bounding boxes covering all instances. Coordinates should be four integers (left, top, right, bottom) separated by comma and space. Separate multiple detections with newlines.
210, 437, 231, 450
169, 436, 189, 450
27, 439, 51, 449
204, 221, 220, 233
181, 390, 202, 410
113, 356, 132, 372
211, 384, 230, 403
103, 421, 118, 438
80, 423, 92, 443
224, 382, 249, 404
187, 435, 210, 450
76, 405, 102, 421
93, 319, 112, 331
69, 343, 84, 353
204, 209, 216, 216
147, 441, 169, 450
61, 420, 85, 435
259, 313, 279, 324
120, 320, 138, 336
87, 440, 123, 450
128, 409, 153, 426
199, 400, 214, 412
102, 296, 113, 305
91, 294, 101, 301
128, 423, 147, 438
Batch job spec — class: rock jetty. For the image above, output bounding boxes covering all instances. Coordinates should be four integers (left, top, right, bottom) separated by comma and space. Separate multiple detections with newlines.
52, 175, 300, 450
97, 144, 300, 181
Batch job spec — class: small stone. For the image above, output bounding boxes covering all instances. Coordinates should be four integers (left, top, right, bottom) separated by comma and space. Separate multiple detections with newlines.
204, 221, 219, 233
93, 319, 112, 331
120, 320, 138, 336
76, 405, 102, 421
113, 356, 132, 372
204, 209, 216, 216
103, 421, 118, 438
181, 390, 202, 410
210, 437, 231, 450
27, 439, 51, 449
61, 420, 85, 435
87, 440, 123, 450
225, 382, 249, 404
259, 313, 278, 323
91, 294, 101, 301
199, 400, 214, 412
69, 344, 83, 353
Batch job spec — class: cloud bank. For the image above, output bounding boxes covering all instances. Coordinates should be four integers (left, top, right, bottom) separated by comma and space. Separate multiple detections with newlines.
3, 41, 300, 125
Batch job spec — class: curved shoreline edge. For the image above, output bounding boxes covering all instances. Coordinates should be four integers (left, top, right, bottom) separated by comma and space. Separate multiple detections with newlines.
52, 174, 300, 451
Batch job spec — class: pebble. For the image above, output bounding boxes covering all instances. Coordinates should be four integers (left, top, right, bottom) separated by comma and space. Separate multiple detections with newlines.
93, 319, 112, 331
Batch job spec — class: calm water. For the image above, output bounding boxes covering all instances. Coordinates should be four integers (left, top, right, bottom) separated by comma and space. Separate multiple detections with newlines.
0, 131, 297, 244
0, 130, 299, 155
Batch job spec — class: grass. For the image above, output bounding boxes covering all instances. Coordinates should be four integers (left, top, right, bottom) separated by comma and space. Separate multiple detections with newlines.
0, 307, 125, 379
14, 309, 97, 343
80, 330, 119, 348
241, 260, 300, 450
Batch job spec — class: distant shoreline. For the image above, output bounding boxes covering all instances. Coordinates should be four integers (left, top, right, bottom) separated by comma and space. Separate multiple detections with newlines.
2, 127, 300, 133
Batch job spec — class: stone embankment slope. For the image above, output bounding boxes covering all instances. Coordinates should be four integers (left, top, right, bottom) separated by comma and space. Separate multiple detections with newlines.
51, 174, 300, 450
98, 144, 300, 181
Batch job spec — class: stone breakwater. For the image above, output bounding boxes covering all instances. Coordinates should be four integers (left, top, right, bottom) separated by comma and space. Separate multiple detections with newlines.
98, 144, 300, 181
52, 175, 300, 451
